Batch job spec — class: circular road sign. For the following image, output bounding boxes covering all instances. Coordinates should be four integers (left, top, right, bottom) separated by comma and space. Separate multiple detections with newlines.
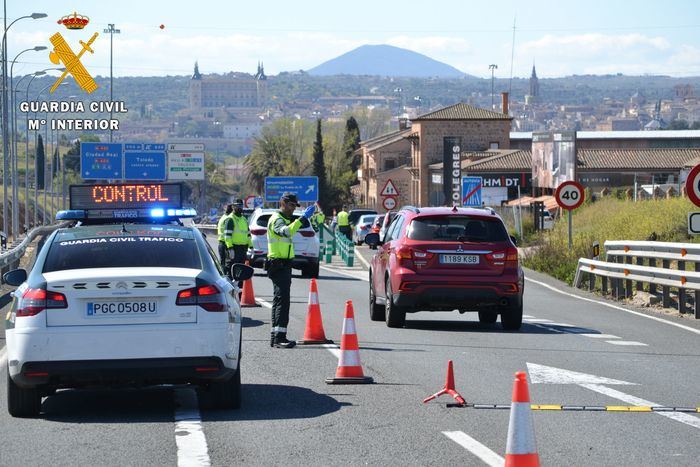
244, 195, 256, 209
555, 181, 585, 210
382, 196, 397, 211
685, 164, 700, 207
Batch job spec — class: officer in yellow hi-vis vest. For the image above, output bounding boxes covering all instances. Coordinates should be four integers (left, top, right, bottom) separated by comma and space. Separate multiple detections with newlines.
337, 205, 351, 241
310, 202, 325, 232
217, 204, 234, 267
266, 192, 315, 348
229, 199, 253, 282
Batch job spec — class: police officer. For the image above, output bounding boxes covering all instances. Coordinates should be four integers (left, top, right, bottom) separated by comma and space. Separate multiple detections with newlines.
266, 192, 315, 349
217, 204, 234, 267
229, 199, 252, 278
337, 205, 351, 241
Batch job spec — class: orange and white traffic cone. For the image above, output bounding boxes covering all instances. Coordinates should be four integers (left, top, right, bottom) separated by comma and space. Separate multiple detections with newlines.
240, 261, 258, 307
298, 279, 333, 345
504, 372, 540, 467
422, 360, 466, 405
325, 300, 373, 384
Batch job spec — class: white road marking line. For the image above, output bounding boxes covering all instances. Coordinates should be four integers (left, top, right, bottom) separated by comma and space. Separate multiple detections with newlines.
523, 314, 536, 318
523, 318, 552, 323
580, 383, 700, 430
547, 322, 576, 327
174, 388, 210, 467
525, 277, 700, 336
442, 431, 505, 467
257, 298, 272, 308
579, 333, 621, 339
319, 265, 369, 282
321, 343, 341, 358
354, 247, 371, 269
605, 340, 648, 346
0, 346, 7, 369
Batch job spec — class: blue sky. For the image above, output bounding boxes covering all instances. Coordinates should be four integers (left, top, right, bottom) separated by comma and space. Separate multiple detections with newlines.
8, 0, 700, 78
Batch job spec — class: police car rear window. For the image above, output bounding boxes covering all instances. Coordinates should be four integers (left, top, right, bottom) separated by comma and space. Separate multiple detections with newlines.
407, 216, 509, 242
43, 233, 201, 272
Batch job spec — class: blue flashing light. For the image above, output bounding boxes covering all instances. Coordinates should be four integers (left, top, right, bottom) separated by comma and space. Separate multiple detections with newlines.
56, 210, 86, 220
151, 208, 165, 217
167, 209, 175, 216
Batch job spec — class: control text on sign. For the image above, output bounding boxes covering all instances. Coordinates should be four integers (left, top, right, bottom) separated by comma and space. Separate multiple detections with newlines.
70, 183, 182, 210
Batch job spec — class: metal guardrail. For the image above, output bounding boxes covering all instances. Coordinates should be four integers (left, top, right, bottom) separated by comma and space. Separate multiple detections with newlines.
0, 222, 69, 282
574, 240, 700, 318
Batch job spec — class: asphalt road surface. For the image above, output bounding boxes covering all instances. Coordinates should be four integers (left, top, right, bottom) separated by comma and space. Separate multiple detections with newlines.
1, 243, 699, 466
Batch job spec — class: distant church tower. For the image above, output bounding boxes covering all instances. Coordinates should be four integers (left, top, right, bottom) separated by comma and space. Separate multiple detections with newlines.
254, 61, 268, 107
529, 63, 540, 99
189, 61, 202, 109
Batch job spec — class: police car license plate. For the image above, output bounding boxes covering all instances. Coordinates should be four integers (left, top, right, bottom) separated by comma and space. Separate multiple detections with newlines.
439, 254, 479, 265
87, 300, 158, 317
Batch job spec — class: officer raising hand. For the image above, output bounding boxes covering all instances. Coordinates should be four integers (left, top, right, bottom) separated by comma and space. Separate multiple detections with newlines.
266, 193, 315, 348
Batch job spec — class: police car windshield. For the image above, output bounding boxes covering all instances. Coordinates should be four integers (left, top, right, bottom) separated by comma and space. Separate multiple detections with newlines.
43, 226, 201, 272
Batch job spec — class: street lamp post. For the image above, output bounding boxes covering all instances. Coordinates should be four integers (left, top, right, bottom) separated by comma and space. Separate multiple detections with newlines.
103, 23, 120, 142
1, 9, 47, 238
31, 82, 60, 225
489, 64, 498, 110
22, 68, 63, 227
10, 47, 46, 234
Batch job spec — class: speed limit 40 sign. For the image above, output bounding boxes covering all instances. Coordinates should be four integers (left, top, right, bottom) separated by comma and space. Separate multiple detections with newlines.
685, 164, 700, 207
555, 181, 585, 210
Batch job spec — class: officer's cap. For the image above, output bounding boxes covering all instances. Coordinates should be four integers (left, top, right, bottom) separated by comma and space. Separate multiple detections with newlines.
233, 198, 244, 208
280, 192, 299, 206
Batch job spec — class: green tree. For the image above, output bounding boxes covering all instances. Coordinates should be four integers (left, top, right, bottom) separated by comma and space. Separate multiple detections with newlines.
36, 134, 45, 190
343, 116, 362, 177
312, 119, 328, 208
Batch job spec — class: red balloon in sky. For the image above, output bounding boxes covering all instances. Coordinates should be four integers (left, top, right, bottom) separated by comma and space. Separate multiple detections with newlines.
159, 24, 165, 29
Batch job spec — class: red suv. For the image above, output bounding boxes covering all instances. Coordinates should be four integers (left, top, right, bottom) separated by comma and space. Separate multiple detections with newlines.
365, 206, 524, 330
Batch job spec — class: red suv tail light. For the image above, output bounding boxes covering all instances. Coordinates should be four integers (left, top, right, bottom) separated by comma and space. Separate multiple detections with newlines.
176, 284, 227, 312
487, 248, 519, 267
17, 288, 67, 317
250, 228, 267, 235
396, 246, 434, 269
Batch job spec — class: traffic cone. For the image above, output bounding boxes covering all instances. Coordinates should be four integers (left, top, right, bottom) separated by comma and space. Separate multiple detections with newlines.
240, 261, 258, 307
422, 360, 466, 405
297, 279, 333, 345
504, 372, 540, 467
325, 300, 373, 384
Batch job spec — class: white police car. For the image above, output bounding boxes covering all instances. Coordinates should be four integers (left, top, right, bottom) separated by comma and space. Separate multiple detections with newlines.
3, 183, 252, 417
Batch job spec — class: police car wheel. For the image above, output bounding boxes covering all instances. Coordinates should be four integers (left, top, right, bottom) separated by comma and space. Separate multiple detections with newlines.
208, 368, 241, 410
7, 369, 42, 418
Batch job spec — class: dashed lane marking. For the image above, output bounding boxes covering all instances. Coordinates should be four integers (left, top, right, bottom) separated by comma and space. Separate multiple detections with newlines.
579, 334, 621, 339
442, 431, 504, 467
605, 340, 648, 346
525, 277, 700, 336
174, 388, 210, 467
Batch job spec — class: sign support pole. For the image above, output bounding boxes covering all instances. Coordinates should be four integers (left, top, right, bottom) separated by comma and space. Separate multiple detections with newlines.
568, 209, 573, 251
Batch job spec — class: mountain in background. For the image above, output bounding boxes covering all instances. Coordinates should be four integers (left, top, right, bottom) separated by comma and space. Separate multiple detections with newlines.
307, 44, 469, 78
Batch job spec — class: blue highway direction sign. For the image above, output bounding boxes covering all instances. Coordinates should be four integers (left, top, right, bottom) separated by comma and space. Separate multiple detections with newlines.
265, 176, 319, 203
462, 176, 483, 207
124, 143, 166, 181
80, 142, 123, 179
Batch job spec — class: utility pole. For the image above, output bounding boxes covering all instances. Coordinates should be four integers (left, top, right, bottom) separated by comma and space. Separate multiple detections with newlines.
489, 64, 498, 110
103, 23, 120, 142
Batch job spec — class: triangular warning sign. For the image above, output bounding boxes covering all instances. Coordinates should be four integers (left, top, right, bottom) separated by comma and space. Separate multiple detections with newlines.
380, 179, 399, 197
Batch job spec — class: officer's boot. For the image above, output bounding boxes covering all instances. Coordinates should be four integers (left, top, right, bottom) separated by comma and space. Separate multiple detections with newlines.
273, 333, 296, 349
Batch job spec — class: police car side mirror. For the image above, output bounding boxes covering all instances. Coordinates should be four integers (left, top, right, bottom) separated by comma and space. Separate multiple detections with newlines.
231, 263, 254, 282
364, 233, 380, 247
3, 268, 27, 286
